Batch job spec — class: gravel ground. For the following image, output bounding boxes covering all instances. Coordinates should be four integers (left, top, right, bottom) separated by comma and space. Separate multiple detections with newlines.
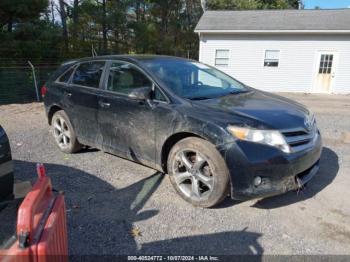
0, 93, 350, 256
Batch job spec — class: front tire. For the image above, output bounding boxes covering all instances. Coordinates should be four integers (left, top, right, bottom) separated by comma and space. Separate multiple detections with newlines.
51, 110, 82, 154
167, 137, 230, 208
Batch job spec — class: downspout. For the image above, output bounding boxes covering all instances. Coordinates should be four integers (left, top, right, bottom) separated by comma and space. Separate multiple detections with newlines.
198, 32, 202, 62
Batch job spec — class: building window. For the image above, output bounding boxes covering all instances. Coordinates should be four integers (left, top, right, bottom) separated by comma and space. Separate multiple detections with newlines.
215, 49, 229, 66
264, 50, 280, 67
319, 54, 333, 74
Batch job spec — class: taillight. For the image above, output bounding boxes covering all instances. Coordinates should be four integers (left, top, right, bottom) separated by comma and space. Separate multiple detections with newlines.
41, 85, 48, 98
36, 163, 46, 179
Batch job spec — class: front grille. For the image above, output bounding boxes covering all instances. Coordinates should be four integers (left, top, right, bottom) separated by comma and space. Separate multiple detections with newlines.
282, 126, 318, 152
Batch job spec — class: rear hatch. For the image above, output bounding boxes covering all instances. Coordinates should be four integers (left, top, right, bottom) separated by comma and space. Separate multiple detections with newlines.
0, 126, 14, 201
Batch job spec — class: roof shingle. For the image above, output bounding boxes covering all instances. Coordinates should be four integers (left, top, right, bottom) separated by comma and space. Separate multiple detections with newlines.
195, 9, 350, 32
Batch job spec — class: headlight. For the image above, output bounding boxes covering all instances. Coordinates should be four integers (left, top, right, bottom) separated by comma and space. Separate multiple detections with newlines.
227, 126, 291, 153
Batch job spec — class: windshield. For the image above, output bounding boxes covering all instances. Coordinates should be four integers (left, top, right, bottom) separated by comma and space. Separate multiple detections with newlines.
141, 59, 247, 100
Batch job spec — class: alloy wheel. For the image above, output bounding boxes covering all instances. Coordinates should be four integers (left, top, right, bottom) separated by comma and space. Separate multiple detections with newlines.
53, 116, 71, 149
172, 150, 214, 200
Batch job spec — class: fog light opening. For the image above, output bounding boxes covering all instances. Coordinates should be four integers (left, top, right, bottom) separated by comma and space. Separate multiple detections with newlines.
253, 176, 262, 187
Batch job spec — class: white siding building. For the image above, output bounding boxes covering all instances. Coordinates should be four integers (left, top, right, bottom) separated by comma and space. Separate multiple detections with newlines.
195, 9, 350, 94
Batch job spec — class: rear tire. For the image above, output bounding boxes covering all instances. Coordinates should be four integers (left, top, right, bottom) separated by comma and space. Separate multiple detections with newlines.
167, 137, 230, 208
51, 110, 82, 154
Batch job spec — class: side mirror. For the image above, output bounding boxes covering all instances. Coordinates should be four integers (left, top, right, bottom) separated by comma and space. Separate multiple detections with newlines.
128, 87, 151, 100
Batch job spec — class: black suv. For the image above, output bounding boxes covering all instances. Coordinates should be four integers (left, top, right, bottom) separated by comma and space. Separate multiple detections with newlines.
43, 55, 322, 207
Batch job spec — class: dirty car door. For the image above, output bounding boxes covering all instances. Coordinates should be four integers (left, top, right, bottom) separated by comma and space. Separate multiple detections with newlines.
97, 61, 156, 165
66, 61, 106, 144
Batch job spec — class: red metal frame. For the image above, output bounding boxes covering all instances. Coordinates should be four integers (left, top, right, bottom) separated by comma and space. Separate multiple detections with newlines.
0, 164, 68, 262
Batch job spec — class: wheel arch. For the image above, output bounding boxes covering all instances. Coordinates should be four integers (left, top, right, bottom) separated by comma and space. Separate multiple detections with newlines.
48, 105, 63, 125
161, 131, 220, 174
161, 132, 201, 173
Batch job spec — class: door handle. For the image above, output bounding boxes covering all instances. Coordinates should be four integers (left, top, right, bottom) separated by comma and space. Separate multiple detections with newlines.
64, 92, 72, 98
99, 101, 111, 108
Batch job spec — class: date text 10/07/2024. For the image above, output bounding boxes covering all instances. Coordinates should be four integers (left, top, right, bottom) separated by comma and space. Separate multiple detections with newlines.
127, 256, 219, 261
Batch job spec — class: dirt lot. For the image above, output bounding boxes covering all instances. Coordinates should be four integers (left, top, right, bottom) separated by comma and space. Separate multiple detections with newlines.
1, 93, 350, 256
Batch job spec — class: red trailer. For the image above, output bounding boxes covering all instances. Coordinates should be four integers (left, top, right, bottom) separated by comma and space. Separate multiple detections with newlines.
0, 164, 68, 262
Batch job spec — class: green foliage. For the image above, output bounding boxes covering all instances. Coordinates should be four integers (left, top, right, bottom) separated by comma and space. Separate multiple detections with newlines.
0, 0, 48, 29
0, 21, 63, 65
207, 0, 300, 10
207, 0, 260, 10
0, 0, 301, 104
0, 0, 300, 63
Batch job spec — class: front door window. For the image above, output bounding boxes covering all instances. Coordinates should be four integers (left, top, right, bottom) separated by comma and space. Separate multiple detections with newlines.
107, 62, 152, 94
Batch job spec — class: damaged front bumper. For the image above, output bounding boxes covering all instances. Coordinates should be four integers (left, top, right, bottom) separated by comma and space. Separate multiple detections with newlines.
218, 131, 323, 201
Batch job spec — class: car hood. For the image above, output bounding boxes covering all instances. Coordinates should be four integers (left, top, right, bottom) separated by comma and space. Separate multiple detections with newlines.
192, 90, 311, 130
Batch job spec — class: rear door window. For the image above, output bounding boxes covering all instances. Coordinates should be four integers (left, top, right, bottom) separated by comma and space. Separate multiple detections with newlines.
72, 61, 106, 88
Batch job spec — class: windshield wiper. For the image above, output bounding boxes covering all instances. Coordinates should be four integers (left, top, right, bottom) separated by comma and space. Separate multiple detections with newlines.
226, 89, 251, 95
189, 96, 212, 100
228, 90, 244, 94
